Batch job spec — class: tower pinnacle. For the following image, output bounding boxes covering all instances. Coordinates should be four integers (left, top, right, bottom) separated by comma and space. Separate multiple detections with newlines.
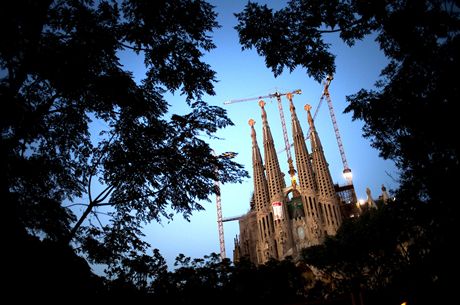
249, 118, 277, 262
289, 98, 323, 244
259, 100, 294, 258
249, 119, 270, 213
259, 100, 285, 199
305, 104, 342, 234
288, 97, 315, 193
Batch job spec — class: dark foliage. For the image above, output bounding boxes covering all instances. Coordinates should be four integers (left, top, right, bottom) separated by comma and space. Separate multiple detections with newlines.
301, 199, 457, 304
151, 254, 306, 305
1, 0, 249, 291
10, 227, 105, 300
235, 0, 376, 81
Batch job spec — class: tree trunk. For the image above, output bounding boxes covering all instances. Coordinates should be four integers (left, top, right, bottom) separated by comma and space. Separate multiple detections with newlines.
66, 202, 95, 243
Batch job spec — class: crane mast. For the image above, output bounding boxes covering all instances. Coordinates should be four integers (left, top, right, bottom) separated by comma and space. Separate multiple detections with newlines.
214, 178, 226, 260
212, 150, 226, 260
322, 75, 353, 185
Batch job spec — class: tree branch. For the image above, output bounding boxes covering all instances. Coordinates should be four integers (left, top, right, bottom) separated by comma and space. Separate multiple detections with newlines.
95, 189, 162, 207
93, 184, 116, 204
120, 42, 150, 52
92, 210, 105, 229
63, 203, 89, 208
88, 132, 116, 203
318, 28, 343, 33
66, 200, 96, 243
317, 19, 365, 34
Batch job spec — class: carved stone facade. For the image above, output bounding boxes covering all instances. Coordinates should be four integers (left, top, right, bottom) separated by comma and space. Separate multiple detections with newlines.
234, 99, 344, 264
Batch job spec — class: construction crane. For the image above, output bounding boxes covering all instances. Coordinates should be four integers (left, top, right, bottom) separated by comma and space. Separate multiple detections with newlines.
222, 214, 244, 222
224, 89, 302, 179
321, 75, 353, 185
214, 178, 226, 260
213, 150, 227, 260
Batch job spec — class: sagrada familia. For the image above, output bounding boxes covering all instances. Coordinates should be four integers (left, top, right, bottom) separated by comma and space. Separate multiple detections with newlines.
233, 95, 361, 265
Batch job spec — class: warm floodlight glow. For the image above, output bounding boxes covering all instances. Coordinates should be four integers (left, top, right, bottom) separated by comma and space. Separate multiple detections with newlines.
343, 168, 353, 182
358, 199, 365, 206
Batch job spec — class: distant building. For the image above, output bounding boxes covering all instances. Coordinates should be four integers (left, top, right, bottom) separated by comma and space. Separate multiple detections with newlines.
233, 99, 359, 264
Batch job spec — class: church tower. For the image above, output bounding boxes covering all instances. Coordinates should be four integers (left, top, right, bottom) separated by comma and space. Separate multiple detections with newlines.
260, 100, 295, 258
249, 119, 278, 263
288, 95, 323, 245
235, 97, 351, 265
305, 104, 342, 235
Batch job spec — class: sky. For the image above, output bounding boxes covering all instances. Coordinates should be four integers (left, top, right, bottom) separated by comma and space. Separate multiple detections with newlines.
118, 0, 400, 268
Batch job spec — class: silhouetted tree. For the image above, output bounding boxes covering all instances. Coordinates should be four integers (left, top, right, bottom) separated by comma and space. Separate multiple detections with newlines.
13, 229, 106, 300
301, 203, 414, 304
150, 253, 306, 305
151, 252, 233, 304
1, 0, 248, 278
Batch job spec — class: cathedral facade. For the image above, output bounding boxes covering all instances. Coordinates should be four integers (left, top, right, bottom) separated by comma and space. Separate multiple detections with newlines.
233, 96, 345, 264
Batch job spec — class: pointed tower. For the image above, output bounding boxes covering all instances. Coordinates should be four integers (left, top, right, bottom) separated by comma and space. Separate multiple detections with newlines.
233, 236, 241, 263
366, 187, 378, 209
249, 119, 277, 262
288, 95, 323, 245
381, 184, 390, 204
305, 104, 342, 235
259, 100, 295, 258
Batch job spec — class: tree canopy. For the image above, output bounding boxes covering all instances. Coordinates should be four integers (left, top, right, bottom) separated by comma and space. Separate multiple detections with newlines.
1, 0, 248, 277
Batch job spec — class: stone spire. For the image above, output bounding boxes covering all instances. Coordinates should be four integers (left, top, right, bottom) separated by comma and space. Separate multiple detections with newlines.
249, 118, 277, 262
381, 184, 390, 204
260, 100, 286, 198
259, 100, 294, 259
288, 95, 316, 194
366, 187, 378, 209
289, 97, 323, 244
249, 119, 270, 213
305, 104, 342, 234
305, 104, 336, 201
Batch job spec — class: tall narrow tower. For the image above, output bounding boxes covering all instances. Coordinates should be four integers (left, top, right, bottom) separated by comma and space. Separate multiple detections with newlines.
288, 95, 323, 245
305, 104, 342, 235
249, 119, 277, 262
259, 100, 295, 258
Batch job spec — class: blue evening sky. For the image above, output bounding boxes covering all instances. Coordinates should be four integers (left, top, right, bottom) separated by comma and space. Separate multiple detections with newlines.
117, 0, 399, 268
